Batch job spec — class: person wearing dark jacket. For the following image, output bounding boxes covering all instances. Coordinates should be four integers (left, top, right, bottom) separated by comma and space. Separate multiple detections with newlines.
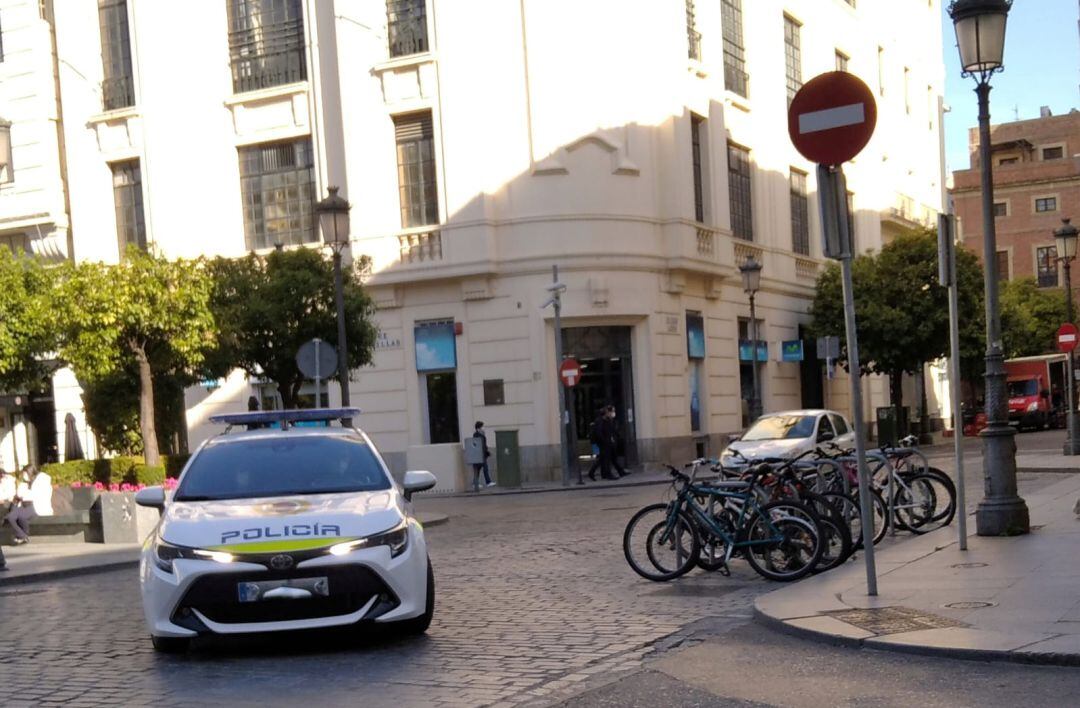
472, 421, 495, 491
588, 406, 621, 481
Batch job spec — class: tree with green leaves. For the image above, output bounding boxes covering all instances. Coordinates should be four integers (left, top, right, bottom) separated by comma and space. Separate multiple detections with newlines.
810, 229, 985, 408
205, 248, 378, 409
53, 250, 216, 466
0, 248, 57, 394
999, 277, 1070, 358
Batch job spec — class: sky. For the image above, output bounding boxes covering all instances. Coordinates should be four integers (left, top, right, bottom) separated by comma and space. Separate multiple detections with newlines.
941, 0, 1079, 174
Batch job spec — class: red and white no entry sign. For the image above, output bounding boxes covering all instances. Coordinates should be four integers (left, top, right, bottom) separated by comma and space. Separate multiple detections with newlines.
788, 71, 877, 166
559, 358, 582, 387
1057, 323, 1078, 353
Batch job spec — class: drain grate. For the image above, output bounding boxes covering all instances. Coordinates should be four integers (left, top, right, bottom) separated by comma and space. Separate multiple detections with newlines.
950, 562, 989, 569
825, 606, 968, 635
944, 601, 996, 609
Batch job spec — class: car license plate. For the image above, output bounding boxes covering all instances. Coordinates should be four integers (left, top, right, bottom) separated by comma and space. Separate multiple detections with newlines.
237, 577, 329, 603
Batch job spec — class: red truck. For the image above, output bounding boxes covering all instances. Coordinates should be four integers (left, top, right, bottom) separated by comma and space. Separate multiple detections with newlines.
1005, 354, 1068, 432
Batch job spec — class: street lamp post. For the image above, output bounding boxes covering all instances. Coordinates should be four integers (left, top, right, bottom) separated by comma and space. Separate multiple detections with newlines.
1054, 218, 1079, 455
948, 0, 1029, 535
316, 186, 352, 411
740, 256, 763, 423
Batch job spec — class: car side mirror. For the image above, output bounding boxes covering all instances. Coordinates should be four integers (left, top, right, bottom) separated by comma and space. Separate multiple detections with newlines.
728, 435, 741, 443
817, 431, 835, 443
135, 486, 166, 510
1042, 389, 1050, 399
403, 470, 437, 501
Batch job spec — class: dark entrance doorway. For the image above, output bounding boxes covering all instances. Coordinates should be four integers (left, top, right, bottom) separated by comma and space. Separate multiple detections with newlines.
563, 326, 637, 466
799, 325, 825, 409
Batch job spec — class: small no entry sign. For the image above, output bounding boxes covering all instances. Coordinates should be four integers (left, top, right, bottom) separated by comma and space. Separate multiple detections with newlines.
559, 358, 582, 387
1058, 323, 1078, 353
788, 72, 877, 166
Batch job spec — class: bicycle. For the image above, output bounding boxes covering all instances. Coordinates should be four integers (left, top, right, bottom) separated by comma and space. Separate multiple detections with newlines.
623, 461, 824, 582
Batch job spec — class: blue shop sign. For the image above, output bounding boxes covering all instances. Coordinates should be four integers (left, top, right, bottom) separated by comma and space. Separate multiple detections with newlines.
781, 340, 804, 362
738, 340, 768, 362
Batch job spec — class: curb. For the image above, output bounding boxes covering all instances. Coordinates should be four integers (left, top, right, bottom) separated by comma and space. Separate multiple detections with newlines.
752, 604, 1080, 668
424, 476, 668, 500
0, 557, 138, 588
417, 512, 450, 527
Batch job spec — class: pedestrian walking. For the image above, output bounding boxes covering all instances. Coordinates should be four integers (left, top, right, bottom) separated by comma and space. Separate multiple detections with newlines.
4, 465, 51, 545
472, 421, 495, 491
588, 406, 621, 481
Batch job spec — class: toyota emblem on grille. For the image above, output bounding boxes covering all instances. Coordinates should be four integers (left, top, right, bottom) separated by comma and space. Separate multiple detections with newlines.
269, 554, 294, 570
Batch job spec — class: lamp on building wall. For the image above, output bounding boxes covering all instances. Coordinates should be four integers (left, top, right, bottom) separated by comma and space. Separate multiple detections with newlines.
740, 256, 763, 423
1055, 218, 1079, 455
315, 186, 352, 410
948, 0, 1028, 535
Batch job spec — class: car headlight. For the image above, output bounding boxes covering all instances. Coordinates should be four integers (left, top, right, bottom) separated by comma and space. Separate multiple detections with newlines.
152, 537, 234, 573
1027, 402, 1040, 412
328, 520, 409, 558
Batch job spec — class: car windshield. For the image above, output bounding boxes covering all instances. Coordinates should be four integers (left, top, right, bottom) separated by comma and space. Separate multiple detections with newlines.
173, 435, 391, 501
741, 415, 817, 441
1008, 380, 1038, 397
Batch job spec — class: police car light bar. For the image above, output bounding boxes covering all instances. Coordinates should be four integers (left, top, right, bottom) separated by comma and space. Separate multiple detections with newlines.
209, 408, 362, 429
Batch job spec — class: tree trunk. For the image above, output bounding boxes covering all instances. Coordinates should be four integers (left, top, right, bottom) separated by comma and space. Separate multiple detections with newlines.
889, 371, 904, 410
277, 381, 292, 410
132, 341, 161, 467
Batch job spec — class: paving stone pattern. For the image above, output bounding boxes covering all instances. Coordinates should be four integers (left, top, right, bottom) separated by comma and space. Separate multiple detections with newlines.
0, 487, 766, 707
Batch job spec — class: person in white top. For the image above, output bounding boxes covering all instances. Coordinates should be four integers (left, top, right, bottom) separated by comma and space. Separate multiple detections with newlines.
5, 465, 51, 544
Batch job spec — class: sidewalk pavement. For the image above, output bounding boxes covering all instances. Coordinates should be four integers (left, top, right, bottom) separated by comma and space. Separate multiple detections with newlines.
755, 472, 1080, 666
924, 443, 1080, 475
0, 511, 449, 587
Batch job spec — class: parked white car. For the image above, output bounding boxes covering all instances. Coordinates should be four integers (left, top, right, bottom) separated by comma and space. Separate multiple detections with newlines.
720, 409, 855, 465
135, 408, 437, 653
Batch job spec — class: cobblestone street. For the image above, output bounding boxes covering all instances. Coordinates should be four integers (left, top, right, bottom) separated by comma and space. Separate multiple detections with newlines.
0, 484, 766, 707
2, 465, 1078, 707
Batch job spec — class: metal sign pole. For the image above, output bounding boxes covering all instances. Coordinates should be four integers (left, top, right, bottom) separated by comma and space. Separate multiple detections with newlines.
552, 266, 572, 487
314, 338, 321, 410
939, 214, 968, 550
819, 164, 877, 595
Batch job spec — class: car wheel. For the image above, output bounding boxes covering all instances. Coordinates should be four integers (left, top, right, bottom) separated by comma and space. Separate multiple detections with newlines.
398, 558, 435, 636
151, 635, 191, 654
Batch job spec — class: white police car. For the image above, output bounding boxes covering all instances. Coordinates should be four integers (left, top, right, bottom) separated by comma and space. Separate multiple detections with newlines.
135, 408, 437, 653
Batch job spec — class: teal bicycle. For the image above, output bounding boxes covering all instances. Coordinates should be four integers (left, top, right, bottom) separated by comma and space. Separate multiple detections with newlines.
623, 462, 824, 582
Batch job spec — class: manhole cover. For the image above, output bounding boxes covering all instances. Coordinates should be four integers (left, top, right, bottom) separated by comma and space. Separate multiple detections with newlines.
950, 562, 989, 569
825, 606, 967, 635
944, 601, 996, 609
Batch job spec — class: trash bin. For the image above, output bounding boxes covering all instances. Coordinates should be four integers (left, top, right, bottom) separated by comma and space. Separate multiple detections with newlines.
875, 406, 910, 446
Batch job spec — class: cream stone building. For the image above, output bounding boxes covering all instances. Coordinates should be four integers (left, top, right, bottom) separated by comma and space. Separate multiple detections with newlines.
0, 1, 947, 481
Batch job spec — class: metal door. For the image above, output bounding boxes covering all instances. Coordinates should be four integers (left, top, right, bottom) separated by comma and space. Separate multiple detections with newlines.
495, 430, 521, 487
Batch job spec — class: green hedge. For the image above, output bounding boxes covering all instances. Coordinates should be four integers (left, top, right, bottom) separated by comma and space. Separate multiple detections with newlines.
43, 454, 191, 487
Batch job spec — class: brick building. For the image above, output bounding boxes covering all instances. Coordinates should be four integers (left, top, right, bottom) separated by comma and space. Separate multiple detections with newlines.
951, 109, 1080, 294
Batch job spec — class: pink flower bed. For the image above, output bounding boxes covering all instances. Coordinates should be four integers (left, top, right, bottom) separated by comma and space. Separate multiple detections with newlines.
67, 477, 179, 492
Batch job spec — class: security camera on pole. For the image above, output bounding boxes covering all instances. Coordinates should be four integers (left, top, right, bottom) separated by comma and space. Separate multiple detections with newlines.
788, 71, 879, 595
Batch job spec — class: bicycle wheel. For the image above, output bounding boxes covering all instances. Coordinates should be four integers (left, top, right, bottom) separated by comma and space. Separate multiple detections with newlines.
742, 501, 824, 582
894, 473, 955, 534
800, 492, 854, 571
623, 504, 699, 581
822, 489, 888, 549
695, 507, 736, 572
